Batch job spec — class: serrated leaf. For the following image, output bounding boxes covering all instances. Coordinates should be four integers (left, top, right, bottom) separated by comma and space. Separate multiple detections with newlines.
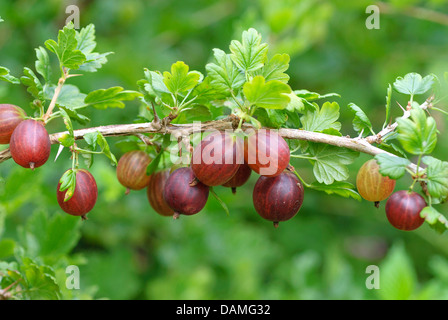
397, 106, 437, 155
163, 61, 202, 95
374, 153, 411, 180
21, 67, 44, 100
255, 53, 290, 83
73, 24, 112, 72
422, 156, 448, 199
35, 47, 51, 82
393, 73, 435, 97
243, 75, 291, 109
205, 48, 245, 92
85, 87, 141, 109
75, 24, 96, 54
301, 101, 341, 132
420, 206, 448, 234
229, 28, 268, 73
190, 76, 227, 103
253, 108, 287, 128
0, 66, 20, 84
44, 84, 87, 110
308, 143, 359, 185
44, 23, 86, 70
285, 92, 305, 113
20, 257, 61, 300
347, 103, 372, 134
309, 181, 361, 201
176, 105, 213, 123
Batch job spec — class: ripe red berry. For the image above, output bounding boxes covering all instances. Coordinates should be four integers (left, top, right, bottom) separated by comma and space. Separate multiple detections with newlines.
253, 171, 304, 227
191, 131, 243, 186
356, 159, 396, 207
116, 150, 152, 194
244, 129, 290, 177
385, 190, 426, 231
163, 167, 209, 219
9, 119, 51, 169
57, 169, 98, 219
222, 162, 252, 194
0, 104, 26, 144
147, 170, 174, 217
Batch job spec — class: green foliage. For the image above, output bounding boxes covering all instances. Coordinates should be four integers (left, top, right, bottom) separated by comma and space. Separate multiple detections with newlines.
1, 0, 448, 301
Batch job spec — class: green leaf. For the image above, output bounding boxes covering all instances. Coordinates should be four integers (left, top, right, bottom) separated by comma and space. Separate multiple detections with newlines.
44, 23, 86, 70
347, 103, 372, 135
374, 153, 411, 180
146, 151, 162, 176
243, 75, 291, 109
205, 48, 245, 92
397, 106, 437, 155
309, 181, 361, 201
35, 47, 51, 82
0, 66, 20, 84
285, 92, 305, 113
21, 67, 44, 100
190, 76, 227, 103
59, 169, 77, 201
255, 53, 290, 83
44, 84, 87, 110
75, 24, 113, 72
176, 105, 213, 123
115, 138, 143, 154
22, 210, 81, 257
85, 87, 142, 109
20, 257, 61, 300
58, 106, 90, 125
422, 156, 448, 199
420, 206, 448, 234
301, 101, 341, 132
294, 89, 340, 101
253, 108, 287, 128
393, 73, 435, 97
83, 131, 117, 165
163, 61, 202, 95
308, 143, 359, 185
229, 28, 268, 73
378, 243, 416, 300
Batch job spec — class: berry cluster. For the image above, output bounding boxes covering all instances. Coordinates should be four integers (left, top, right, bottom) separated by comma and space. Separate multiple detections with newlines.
0, 104, 98, 220
116, 129, 304, 227
356, 159, 426, 231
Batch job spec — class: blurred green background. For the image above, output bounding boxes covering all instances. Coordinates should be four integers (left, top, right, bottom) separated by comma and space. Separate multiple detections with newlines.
1, 0, 448, 300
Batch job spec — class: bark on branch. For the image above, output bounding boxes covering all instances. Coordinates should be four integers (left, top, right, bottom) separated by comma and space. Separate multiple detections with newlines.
0, 116, 419, 173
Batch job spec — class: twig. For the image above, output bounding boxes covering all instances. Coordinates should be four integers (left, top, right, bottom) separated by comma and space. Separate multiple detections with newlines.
0, 116, 421, 173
